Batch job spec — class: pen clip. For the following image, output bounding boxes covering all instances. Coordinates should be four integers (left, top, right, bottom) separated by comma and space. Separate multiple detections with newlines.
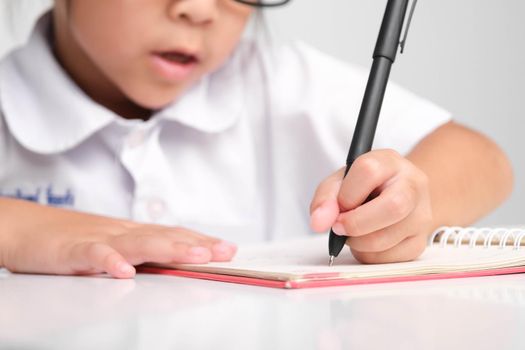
399, 0, 418, 54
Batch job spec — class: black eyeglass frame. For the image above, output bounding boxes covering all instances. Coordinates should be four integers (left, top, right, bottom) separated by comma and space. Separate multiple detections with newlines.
233, 0, 291, 8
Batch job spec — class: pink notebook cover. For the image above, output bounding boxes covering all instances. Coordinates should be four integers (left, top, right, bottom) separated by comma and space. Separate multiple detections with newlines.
138, 266, 525, 289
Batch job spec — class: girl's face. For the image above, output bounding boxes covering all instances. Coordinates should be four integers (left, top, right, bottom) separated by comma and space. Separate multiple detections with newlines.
54, 0, 253, 112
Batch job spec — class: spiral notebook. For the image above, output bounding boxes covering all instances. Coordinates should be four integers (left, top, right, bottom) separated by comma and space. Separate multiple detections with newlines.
140, 226, 525, 289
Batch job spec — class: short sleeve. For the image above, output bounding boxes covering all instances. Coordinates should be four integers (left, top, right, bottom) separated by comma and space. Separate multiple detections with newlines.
373, 80, 452, 155
264, 41, 452, 161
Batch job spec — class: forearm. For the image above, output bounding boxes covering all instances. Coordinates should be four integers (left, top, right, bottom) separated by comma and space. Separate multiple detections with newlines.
0, 197, 237, 277
407, 121, 514, 228
0, 198, 53, 269
0, 197, 24, 269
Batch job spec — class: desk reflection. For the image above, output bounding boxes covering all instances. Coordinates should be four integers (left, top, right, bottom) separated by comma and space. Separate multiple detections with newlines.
1, 270, 525, 350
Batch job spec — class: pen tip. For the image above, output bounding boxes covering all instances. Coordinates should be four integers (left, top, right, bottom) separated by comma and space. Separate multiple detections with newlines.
328, 256, 334, 267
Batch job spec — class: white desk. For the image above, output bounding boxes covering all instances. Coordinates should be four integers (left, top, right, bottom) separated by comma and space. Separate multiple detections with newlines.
1, 268, 524, 350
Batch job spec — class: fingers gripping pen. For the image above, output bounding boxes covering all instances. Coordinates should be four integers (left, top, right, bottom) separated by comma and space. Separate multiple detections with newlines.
328, 0, 418, 266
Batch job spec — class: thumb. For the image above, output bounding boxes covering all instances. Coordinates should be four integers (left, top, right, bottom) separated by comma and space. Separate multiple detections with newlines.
310, 168, 344, 233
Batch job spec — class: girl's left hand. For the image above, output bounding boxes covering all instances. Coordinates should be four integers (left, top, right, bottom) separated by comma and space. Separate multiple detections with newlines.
309, 149, 433, 264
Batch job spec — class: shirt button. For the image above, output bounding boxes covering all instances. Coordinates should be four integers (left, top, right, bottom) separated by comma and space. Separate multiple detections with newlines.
147, 197, 167, 221
125, 129, 147, 148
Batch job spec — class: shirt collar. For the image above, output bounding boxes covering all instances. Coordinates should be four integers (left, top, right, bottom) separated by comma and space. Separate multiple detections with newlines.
0, 13, 114, 154
0, 12, 245, 155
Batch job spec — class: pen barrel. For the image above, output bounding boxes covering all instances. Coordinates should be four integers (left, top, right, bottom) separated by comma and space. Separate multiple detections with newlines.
346, 57, 392, 169
329, 0, 411, 260
332, 58, 394, 258
374, 0, 409, 62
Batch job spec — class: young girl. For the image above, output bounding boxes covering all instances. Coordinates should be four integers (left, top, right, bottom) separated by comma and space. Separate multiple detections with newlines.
0, 0, 513, 278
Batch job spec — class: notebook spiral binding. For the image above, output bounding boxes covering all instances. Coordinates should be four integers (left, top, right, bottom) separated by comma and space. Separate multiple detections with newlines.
429, 226, 525, 250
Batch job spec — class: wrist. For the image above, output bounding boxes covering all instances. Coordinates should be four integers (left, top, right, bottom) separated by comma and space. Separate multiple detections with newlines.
0, 198, 19, 269
0, 198, 8, 268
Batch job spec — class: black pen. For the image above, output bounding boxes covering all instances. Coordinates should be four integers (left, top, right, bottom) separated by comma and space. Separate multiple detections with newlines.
328, 0, 418, 266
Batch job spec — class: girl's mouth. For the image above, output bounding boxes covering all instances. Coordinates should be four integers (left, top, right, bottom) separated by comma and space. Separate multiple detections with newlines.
150, 50, 199, 81
158, 51, 198, 64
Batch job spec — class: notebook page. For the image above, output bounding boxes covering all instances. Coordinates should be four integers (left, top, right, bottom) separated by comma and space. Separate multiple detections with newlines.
172, 236, 525, 281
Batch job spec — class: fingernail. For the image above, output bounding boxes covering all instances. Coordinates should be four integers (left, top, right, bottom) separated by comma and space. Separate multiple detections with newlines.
311, 201, 331, 224
332, 222, 348, 236
311, 206, 324, 220
117, 262, 135, 275
213, 241, 236, 255
189, 246, 209, 257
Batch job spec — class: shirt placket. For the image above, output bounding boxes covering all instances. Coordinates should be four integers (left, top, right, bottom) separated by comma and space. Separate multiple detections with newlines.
120, 123, 177, 225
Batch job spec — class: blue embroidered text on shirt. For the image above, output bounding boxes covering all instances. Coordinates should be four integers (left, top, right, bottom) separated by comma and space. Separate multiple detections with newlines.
17, 188, 41, 202
0, 185, 75, 207
0, 188, 41, 202
46, 186, 74, 206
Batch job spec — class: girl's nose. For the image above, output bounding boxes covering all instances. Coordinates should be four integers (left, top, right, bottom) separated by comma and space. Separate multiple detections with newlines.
168, 0, 218, 25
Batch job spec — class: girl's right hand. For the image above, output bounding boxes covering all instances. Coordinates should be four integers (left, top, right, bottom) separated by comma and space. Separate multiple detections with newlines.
0, 198, 237, 279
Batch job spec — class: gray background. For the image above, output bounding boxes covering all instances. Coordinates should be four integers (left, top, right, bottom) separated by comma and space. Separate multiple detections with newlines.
1, 0, 523, 226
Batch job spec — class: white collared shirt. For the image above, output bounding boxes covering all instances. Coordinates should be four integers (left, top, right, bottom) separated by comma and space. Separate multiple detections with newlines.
0, 14, 451, 243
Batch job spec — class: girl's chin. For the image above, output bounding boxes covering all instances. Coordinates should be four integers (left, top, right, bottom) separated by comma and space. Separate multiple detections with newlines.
126, 89, 184, 110
120, 70, 200, 110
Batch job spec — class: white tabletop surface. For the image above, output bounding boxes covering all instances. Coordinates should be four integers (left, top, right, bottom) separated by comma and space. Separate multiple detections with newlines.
1, 268, 524, 350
